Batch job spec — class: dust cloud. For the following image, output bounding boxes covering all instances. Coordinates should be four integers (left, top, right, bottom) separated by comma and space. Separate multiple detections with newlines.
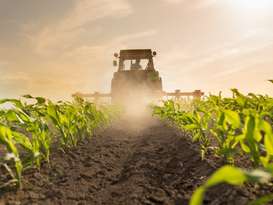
109, 86, 162, 134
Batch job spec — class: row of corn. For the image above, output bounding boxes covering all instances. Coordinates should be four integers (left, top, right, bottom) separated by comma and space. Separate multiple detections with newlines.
153, 88, 273, 205
0, 95, 118, 188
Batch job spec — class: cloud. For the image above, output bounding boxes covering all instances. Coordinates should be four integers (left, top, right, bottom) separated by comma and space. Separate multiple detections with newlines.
59, 29, 157, 62
47, 28, 156, 70
159, 28, 273, 75
63, 0, 132, 29
17, 0, 154, 96
155, 27, 273, 95
25, 0, 132, 56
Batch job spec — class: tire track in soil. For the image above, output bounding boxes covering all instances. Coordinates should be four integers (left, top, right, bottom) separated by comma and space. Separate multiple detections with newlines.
0, 117, 255, 205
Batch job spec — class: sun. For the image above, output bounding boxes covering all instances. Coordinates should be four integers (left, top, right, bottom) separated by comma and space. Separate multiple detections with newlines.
231, 0, 273, 10
227, 0, 273, 17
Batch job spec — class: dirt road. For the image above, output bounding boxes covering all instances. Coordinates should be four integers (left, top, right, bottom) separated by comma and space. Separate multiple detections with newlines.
0, 116, 255, 205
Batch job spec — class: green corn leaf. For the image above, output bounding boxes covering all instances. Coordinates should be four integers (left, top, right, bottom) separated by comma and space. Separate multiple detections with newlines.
47, 103, 58, 120
259, 120, 273, 135
260, 156, 270, 167
190, 166, 247, 205
253, 128, 263, 142
0, 99, 24, 109
244, 115, 260, 165
248, 194, 273, 205
16, 110, 31, 123
12, 132, 33, 152
217, 111, 225, 126
5, 110, 19, 122
184, 124, 198, 130
259, 120, 273, 156
190, 187, 205, 205
240, 141, 251, 153
232, 134, 244, 148
205, 166, 247, 187
264, 135, 273, 156
224, 110, 241, 129
0, 124, 23, 187
190, 166, 273, 205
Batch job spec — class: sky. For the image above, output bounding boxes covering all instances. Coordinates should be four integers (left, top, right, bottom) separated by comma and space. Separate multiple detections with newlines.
0, 0, 273, 100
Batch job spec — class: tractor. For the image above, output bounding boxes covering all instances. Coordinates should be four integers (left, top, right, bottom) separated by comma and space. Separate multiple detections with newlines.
111, 49, 163, 105
73, 49, 204, 106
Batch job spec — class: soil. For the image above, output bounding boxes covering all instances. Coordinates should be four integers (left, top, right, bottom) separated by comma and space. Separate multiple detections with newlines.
0, 116, 272, 205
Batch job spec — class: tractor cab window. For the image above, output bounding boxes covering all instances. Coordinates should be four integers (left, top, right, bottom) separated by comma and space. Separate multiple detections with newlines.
122, 59, 149, 70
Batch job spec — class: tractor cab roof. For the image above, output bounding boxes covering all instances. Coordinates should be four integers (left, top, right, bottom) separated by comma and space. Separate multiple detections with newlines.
119, 49, 156, 60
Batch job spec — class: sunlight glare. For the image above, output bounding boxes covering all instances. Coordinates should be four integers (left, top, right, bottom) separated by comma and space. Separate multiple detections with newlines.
231, 0, 273, 10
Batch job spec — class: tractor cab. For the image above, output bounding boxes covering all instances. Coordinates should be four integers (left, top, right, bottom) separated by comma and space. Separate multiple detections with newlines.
111, 49, 163, 106
114, 49, 156, 71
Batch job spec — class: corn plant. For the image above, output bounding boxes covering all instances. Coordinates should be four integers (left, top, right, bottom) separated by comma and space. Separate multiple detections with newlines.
0, 95, 118, 188
0, 124, 23, 188
153, 89, 273, 166
190, 165, 273, 205
0, 97, 50, 168
153, 89, 273, 205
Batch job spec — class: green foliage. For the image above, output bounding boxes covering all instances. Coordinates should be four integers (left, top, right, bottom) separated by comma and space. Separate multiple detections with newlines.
153, 89, 273, 166
153, 89, 273, 205
248, 194, 273, 205
0, 125, 23, 188
0, 95, 118, 188
190, 166, 273, 205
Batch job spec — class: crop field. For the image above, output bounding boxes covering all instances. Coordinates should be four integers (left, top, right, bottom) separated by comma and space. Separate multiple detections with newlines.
2, 0, 273, 204
0, 87, 272, 205
0, 96, 117, 190
154, 88, 273, 205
